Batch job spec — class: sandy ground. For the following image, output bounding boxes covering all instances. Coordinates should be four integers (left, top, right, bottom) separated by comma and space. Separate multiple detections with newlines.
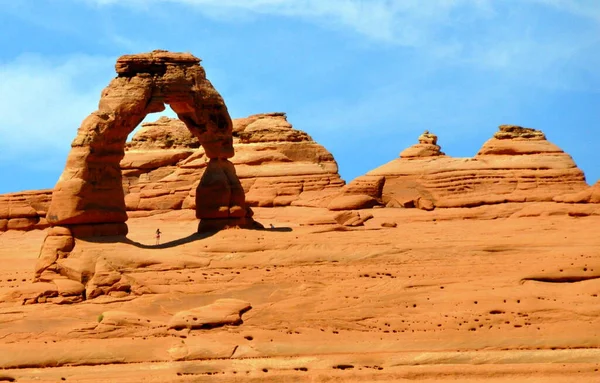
1, 206, 599, 382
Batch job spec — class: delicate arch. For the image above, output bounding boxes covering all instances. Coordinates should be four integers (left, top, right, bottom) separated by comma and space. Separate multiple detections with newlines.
46, 51, 252, 235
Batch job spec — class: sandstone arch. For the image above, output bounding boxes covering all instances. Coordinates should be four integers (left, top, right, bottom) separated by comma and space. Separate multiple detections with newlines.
46, 50, 256, 235
34, 51, 260, 287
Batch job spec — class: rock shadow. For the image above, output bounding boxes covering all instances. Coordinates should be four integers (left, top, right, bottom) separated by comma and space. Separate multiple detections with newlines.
122, 232, 218, 249
259, 226, 293, 233
80, 231, 216, 249
80, 225, 293, 249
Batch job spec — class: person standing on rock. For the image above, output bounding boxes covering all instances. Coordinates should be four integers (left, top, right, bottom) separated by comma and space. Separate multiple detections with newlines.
155, 228, 161, 245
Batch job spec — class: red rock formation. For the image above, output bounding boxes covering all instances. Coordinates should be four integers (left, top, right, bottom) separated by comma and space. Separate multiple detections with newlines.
121, 113, 345, 213
46, 50, 251, 232
399, 130, 445, 158
554, 180, 600, 204
3, 207, 600, 379
235, 113, 344, 207
0, 113, 345, 232
366, 125, 589, 209
326, 176, 385, 211
125, 116, 201, 150
167, 299, 251, 330
0, 190, 52, 231
30, 50, 259, 297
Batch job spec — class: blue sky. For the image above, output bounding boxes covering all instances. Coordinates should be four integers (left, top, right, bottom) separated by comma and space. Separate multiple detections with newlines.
0, 0, 598, 194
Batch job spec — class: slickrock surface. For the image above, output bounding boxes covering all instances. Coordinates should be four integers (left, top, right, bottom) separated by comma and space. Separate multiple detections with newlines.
168, 299, 251, 330
367, 125, 590, 210
1, 208, 599, 381
122, 113, 345, 213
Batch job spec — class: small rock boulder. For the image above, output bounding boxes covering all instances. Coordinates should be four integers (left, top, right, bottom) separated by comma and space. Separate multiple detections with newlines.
327, 194, 379, 211
168, 299, 252, 330
400, 130, 445, 158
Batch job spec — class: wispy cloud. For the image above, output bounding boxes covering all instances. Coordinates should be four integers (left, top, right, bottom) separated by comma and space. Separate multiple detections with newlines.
85, 0, 600, 43
84, 0, 600, 91
0, 54, 114, 160
86, 0, 491, 45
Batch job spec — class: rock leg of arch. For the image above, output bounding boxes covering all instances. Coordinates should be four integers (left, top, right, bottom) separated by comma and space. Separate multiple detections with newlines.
34, 51, 261, 291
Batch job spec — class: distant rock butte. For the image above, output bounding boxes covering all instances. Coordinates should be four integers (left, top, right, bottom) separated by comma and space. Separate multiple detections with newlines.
365, 125, 591, 209
122, 112, 345, 213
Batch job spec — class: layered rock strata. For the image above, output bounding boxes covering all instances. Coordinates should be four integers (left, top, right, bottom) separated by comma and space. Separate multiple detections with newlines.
554, 180, 600, 204
121, 113, 345, 213
366, 125, 589, 209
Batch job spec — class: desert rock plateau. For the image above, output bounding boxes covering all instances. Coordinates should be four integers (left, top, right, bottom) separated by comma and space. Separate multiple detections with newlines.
1, 51, 599, 382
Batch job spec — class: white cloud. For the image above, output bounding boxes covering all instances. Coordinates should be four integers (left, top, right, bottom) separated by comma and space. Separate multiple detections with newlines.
82, 0, 600, 91
0, 53, 184, 178
84, 0, 600, 44
0, 54, 115, 162
85, 0, 489, 45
